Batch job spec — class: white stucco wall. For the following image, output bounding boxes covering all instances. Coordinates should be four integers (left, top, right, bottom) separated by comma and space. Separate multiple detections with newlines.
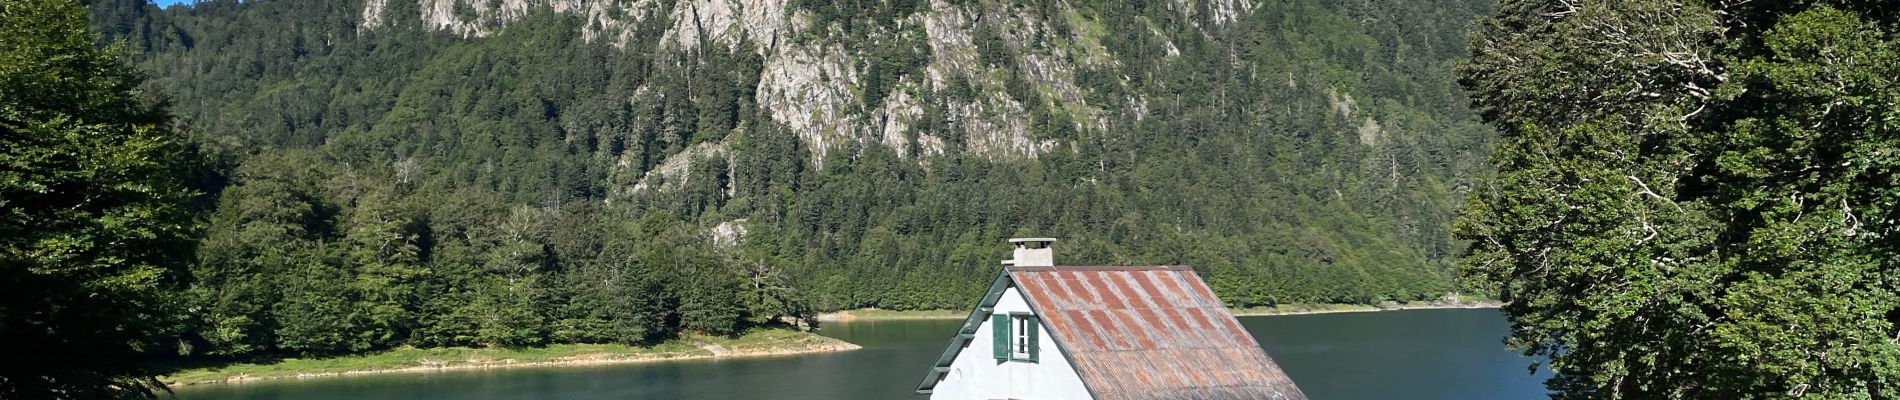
930, 286, 1092, 400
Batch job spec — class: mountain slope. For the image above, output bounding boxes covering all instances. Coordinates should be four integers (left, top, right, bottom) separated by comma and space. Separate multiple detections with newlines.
90, 0, 1494, 355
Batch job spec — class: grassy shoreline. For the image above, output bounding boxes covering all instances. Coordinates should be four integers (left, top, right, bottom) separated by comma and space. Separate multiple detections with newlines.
160, 329, 859, 388
815, 300, 1501, 321
164, 302, 1499, 387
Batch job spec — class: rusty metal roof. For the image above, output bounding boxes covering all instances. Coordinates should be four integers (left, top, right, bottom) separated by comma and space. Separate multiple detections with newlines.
915, 265, 1307, 399
1010, 266, 1307, 400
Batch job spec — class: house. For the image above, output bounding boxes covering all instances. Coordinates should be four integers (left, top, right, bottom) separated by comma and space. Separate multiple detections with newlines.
915, 238, 1308, 400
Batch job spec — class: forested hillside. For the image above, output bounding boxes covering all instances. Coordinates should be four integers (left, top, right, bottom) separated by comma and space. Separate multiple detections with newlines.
87, 0, 1494, 357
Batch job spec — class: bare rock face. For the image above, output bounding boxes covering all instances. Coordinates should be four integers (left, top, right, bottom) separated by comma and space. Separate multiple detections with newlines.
1201, 0, 1254, 26
361, 0, 1256, 173
912, 1, 1113, 160
710, 219, 748, 247
422, 0, 544, 37
1327, 88, 1382, 146
874, 85, 937, 159
364, 0, 660, 41
621, 141, 729, 196
1328, 89, 1358, 119
662, 0, 786, 53
755, 39, 859, 166
361, 0, 388, 31
1357, 117, 1383, 146
1169, 0, 1253, 28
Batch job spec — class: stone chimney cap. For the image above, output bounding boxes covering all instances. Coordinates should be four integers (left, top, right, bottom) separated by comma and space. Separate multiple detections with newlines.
1007, 238, 1056, 267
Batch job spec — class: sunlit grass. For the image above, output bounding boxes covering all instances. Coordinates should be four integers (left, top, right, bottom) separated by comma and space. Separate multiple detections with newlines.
161, 328, 855, 387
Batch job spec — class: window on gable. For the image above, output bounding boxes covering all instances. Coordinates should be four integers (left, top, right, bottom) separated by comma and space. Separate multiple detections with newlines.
1012, 315, 1031, 359
991, 312, 1039, 363
1009, 314, 1039, 362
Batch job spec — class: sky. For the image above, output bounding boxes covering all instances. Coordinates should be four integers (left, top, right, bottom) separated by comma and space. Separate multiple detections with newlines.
152, 0, 194, 7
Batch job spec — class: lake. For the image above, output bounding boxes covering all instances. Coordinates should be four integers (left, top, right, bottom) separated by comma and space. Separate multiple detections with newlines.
167, 308, 1547, 399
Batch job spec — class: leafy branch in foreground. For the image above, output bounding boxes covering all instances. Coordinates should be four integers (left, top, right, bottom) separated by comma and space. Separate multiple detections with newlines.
0, 0, 205, 398
1459, 1, 1900, 398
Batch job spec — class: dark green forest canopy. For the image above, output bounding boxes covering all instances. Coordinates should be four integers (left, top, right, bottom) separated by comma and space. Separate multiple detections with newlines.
86, 0, 1495, 358
1459, 0, 1900, 398
1, 0, 207, 397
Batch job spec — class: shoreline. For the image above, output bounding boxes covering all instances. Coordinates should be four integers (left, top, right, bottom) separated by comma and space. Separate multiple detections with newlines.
814, 308, 968, 321
1229, 301, 1501, 317
162, 329, 860, 388
166, 304, 1501, 388
816, 300, 1501, 321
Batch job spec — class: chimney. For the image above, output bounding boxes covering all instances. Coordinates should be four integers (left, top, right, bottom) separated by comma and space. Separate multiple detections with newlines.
1003, 238, 1057, 267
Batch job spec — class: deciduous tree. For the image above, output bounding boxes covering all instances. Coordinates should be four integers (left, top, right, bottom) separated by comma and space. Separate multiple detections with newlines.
0, 0, 204, 397
1459, 1, 1900, 398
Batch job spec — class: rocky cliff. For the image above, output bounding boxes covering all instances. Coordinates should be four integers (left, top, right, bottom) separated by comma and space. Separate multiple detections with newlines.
358, 0, 1165, 169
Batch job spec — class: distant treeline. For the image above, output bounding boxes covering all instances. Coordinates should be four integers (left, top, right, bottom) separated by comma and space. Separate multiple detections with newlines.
84, 0, 1494, 359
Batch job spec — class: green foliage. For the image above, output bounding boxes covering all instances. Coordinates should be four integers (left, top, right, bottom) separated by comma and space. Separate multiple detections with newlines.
859, 26, 931, 109
80, 0, 1495, 367
0, 0, 205, 397
1459, 1, 1900, 398
792, 0, 925, 39
451, 0, 477, 22
974, 25, 1014, 68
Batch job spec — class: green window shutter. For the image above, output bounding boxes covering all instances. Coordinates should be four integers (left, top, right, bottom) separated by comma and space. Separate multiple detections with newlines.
1026, 315, 1040, 363
992, 314, 1009, 360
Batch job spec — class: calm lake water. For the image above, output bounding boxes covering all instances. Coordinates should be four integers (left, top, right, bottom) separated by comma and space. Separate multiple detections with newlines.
168, 308, 1547, 399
